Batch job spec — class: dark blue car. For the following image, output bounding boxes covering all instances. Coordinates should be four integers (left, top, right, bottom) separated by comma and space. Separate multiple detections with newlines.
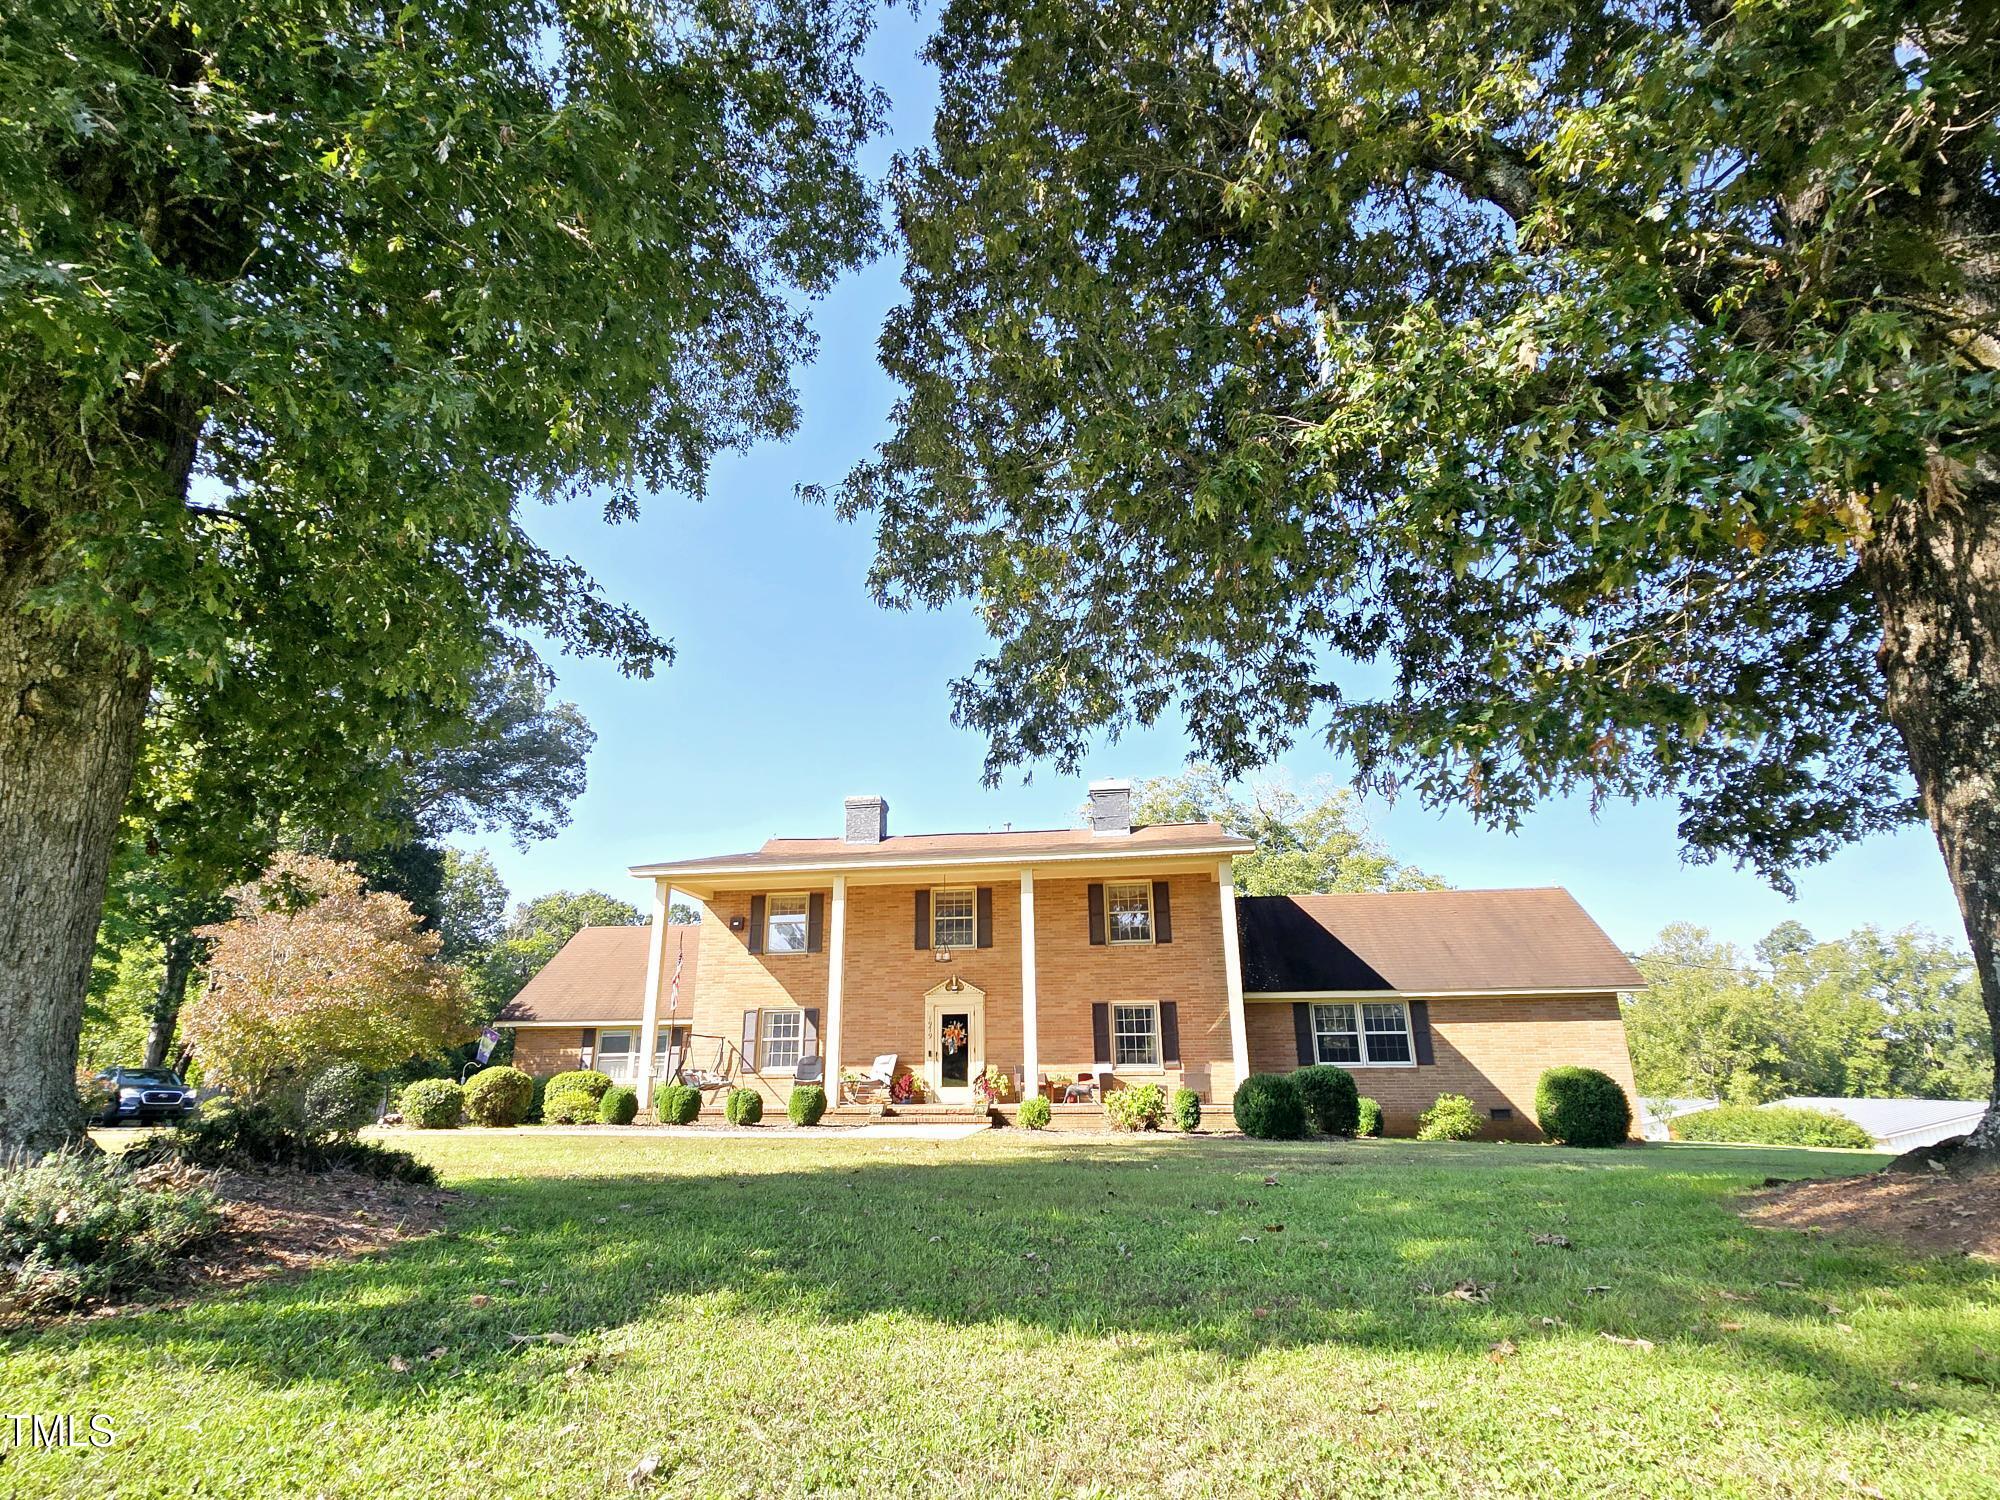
92, 1067, 199, 1126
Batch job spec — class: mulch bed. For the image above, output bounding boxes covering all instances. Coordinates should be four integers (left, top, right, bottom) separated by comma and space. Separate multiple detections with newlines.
1742, 1163, 1999, 1261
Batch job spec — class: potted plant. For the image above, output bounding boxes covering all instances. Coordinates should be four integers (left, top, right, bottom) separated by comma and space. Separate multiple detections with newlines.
1046, 1072, 1074, 1103
973, 1064, 1012, 1109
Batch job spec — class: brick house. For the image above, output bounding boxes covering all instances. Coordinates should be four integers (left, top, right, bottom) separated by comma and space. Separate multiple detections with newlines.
500, 782, 1644, 1135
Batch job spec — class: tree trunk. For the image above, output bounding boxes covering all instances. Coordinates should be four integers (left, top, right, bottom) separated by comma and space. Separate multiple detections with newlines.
142, 931, 198, 1070
0, 591, 151, 1153
1866, 460, 2000, 1153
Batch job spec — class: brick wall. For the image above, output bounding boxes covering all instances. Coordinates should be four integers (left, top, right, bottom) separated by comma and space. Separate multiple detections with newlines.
1246, 993, 1639, 1139
510, 1028, 588, 1076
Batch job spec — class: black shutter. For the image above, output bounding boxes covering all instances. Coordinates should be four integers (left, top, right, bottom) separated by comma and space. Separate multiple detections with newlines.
1091, 1002, 1112, 1065
976, 887, 994, 948
914, 889, 931, 949
803, 1007, 820, 1055
1159, 1002, 1181, 1065
740, 1010, 760, 1070
1087, 883, 1106, 945
1409, 1000, 1436, 1065
1152, 880, 1173, 944
580, 1027, 597, 1068
1292, 1002, 1315, 1066
807, 892, 826, 953
747, 895, 765, 955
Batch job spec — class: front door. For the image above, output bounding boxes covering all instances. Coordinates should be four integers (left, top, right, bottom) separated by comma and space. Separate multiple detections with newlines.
924, 984, 985, 1104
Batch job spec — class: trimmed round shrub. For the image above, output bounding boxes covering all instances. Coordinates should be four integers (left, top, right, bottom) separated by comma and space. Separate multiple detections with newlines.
1233, 1073, 1306, 1140
1357, 1097, 1384, 1138
301, 1063, 377, 1134
656, 1083, 701, 1125
598, 1085, 639, 1125
541, 1087, 600, 1125
725, 1087, 763, 1126
1018, 1095, 1052, 1130
788, 1084, 827, 1126
1290, 1064, 1360, 1136
1170, 1087, 1202, 1133
1416, 1093, 1482, 1142
1671, 1104, 1873, 1149
1104, 1082, 1168, 1131
1535, 1066, 1632, 1148
544, 1069, 613, 1105
463, 1066, 534, 1127
399, 1078, 464, 1130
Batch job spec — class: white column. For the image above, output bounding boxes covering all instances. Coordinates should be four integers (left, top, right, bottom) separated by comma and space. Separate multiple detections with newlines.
1019, 867, 1039, 1096
824, 874, 847, 1100
635, 879, 669, 1110
1217, 858, 1249, 1099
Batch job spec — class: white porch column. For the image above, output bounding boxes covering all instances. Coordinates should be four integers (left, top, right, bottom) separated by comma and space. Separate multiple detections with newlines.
824, 874, 847, 1098
1019, 866, 1039, 1096
635, 879, 670, 1110
1218, 858, 1249, 1098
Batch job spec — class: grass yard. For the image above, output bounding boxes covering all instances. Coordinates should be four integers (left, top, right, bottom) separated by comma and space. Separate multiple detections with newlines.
4, 1132, 1997, 1498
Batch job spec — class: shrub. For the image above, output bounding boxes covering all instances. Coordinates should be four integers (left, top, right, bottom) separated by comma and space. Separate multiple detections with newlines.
598, 1085, 640, 1125
1018, 1095, 1052, 1130
1104, 1082, 1167, 1131
1233, 1073, 1306, 1139
544, 1069, 613, 1105
541, 1087, 599, 1125
462, 1066, 534, 1127
656, 1083, 701, 1125
788, 1085, 827, 1126
1290, 1064, 1360, 1135
1170, 1087, 1202, 1133
300, 1063, 378, 1134
126, 1100, 438, 1184
1535, 1067, 1632, 1148
1671, 1104, 1874, 1149
399, 1078, 463, 1129
725, 1087, 764, 1126
1357, 1097, 1384, 1138
1416, 1093, 1482, 1141
0, 1149, 223, 1312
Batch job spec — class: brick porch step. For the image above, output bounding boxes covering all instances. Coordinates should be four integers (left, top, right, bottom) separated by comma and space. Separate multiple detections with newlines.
869, 1102, 994, 1128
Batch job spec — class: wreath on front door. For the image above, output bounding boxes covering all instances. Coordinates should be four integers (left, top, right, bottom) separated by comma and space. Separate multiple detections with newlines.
941, 1021, 968, 1055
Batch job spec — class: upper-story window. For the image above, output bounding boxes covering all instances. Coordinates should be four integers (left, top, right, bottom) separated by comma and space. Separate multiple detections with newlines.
932, 887, 977, 949
1105, 881, 1154, 945
765, 894, 810, 954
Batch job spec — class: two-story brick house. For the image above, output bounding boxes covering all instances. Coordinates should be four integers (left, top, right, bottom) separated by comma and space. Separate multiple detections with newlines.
501, 781, 1645, 1135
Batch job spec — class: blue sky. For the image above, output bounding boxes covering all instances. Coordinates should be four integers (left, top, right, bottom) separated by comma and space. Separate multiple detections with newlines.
467, 6, 1964, 961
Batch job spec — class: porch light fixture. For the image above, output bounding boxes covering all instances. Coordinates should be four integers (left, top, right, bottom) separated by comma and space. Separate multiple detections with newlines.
933, 945, 952, 963
943, 974, 965, 993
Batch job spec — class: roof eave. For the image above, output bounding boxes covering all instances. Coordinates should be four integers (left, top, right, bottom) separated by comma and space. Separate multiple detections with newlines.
626, 839, 1253, 882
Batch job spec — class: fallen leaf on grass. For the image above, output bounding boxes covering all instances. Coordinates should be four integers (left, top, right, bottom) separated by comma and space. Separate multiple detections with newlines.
1773, 1279, 1804, 1291
1262, 1224, 1285, 1234
1237, 1235, 1259, 1244
1538, 1316, 1567, 1329
1583, 1285, 1612, 1295
1487, 1339, 1517, 1361
1716, 1289, 1755, 1303
423, 1346, 447, 1362
1445, 1280, 1492, 1304
469, 1294, 491, 1308
1600, 1333, 1655, 1351
626, 1453, 663, 1489
1252, 1307, 1271, 1319
1719, 1321, 1744, 1332
1263, 1176, 1279, 1187
387, 1355, 410, 1373
507, 1331, 574, 1346
1531, 1233, 1572, 1249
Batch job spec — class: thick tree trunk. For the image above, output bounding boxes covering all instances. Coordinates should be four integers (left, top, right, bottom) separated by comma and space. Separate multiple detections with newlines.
1866, 461, 2000, 1154
141, 931, 198, 1070
0, 591, 151, 1153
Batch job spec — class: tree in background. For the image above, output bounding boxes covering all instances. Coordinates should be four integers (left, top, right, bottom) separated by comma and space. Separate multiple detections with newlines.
477, 891, 646, 1011
0, 0, 881, 1152
1629, 922, 1992, 1102
181, 855, 472, 1105
668, 902, 701, 926
1131, 765, 1442, 895
438, 850, 510, 966
838, 0, 2000, 1149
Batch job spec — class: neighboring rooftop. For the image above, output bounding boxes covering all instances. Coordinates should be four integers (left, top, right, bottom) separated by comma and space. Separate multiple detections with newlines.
1236, 887, 1644, 995
496, 924, 690, 1024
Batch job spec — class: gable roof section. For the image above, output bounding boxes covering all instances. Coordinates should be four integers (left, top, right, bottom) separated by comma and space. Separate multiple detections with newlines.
1237, 888, 1643, 995
630, 821, 1250, 878
497, 924, 682, 1024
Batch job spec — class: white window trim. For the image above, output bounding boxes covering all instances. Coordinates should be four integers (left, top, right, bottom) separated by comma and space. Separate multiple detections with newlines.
1311, 1000, 1418, 1068
760, 1006, 805, 1073
764, 892, 811, 957
931, 886, 978, 950
1105, 881, 1155, 946
1110, 1000, 1163, 1069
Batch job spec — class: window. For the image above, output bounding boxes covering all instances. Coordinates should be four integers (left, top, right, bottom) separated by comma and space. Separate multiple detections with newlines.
1106, 882, 1153, 945
655, 1026, 690, 1074
765, 894, 809, 954
1112, 1003, 1160, 1067
1311, 1002, 1415, 1065
761, 1008, 804, 1071
932, 887, 976, 949
596, 1030, 634, 1080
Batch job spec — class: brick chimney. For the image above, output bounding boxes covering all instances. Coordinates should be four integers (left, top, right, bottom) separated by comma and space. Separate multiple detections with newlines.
843, 795, 889, 843
1086, 778, 1133, 835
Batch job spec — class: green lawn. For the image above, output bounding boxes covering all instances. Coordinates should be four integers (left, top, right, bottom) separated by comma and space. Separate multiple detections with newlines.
5, 1133, 1996, 1498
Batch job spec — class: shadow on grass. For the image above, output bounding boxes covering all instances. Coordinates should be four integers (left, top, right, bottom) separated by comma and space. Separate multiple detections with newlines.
6, 1139, 1991, 1424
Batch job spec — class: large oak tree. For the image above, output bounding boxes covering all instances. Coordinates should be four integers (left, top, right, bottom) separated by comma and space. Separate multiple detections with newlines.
0, 0, 881, 1150
837, 0, 2000, 1145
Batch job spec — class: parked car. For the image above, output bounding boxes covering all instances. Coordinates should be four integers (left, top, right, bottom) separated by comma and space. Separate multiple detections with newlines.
90, 1067, 199, 1126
